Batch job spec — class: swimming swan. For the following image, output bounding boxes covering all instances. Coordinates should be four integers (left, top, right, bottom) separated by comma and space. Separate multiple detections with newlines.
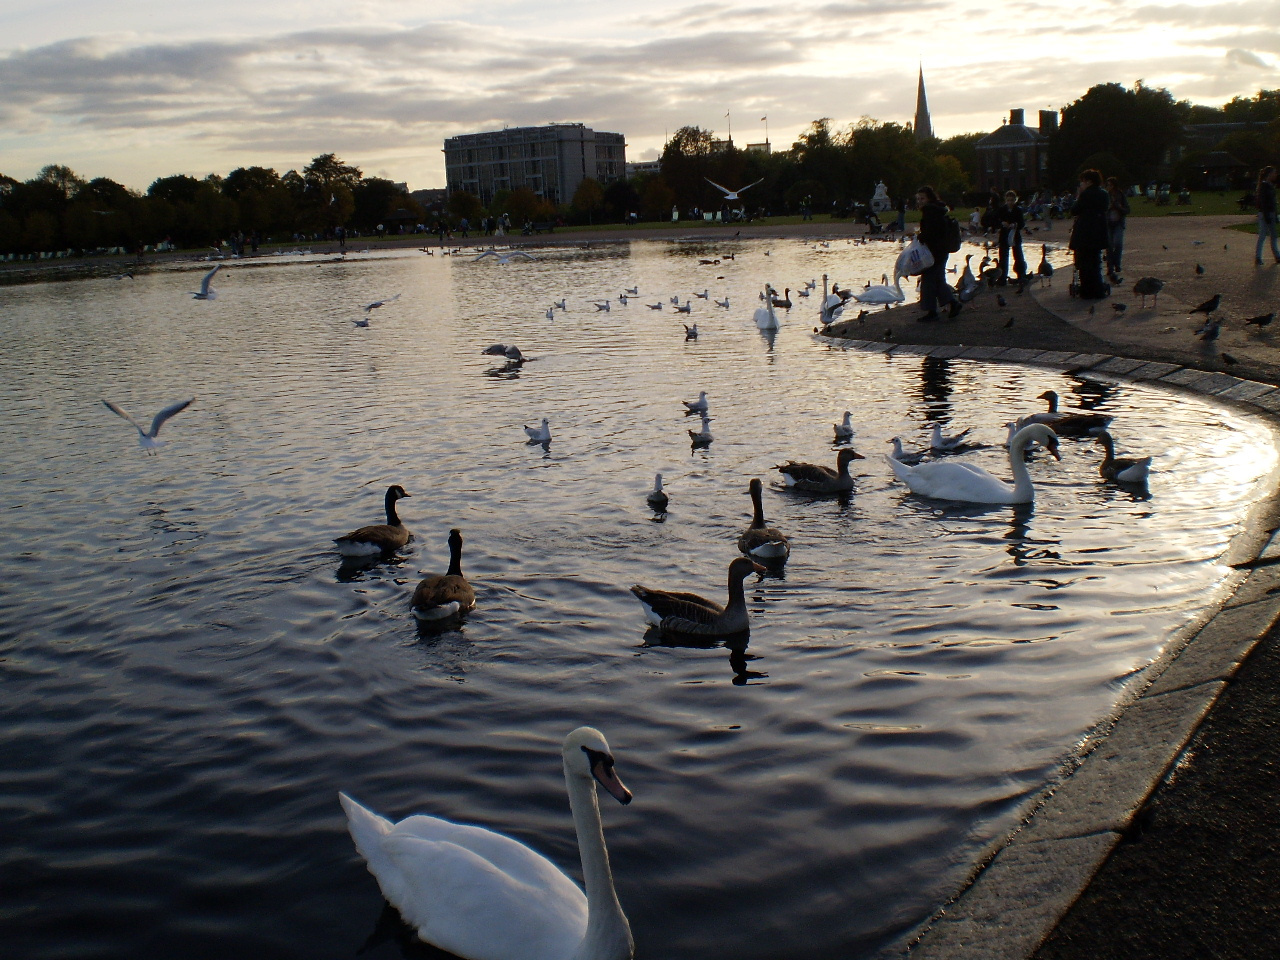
887, 423, 1060, 504
340, 726, 634, 960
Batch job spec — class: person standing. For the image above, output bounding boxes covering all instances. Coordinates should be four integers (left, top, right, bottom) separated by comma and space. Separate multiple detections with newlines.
1104, 176, 1130, 281
915, 185, 961, 321
1256, 166, 1279, 265
995, 190, 1027, 285
1069, 169, 1110, 299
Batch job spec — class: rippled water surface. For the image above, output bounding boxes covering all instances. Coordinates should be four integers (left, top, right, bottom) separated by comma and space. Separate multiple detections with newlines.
2, 238, 1275, 960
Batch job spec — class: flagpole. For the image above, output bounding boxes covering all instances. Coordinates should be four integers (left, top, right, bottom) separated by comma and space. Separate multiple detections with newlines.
762, 116, 768, 150
726, 109, 732, 146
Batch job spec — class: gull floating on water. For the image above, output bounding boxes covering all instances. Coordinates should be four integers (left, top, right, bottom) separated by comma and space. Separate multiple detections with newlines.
190, 265, 221, 299
683, 391, 709, 414
102, 398, 193, 453
524, 418, 552, 443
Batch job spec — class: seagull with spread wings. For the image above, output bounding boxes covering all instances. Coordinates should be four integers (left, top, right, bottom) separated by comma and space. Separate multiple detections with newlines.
102, 398, 194, 453
704, 177, 764, 201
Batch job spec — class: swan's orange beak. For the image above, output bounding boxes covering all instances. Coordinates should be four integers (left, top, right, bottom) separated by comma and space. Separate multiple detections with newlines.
592, 756, 632, 805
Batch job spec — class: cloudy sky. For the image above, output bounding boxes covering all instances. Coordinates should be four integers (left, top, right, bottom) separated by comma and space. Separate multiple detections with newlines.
1, 0, 1275, 192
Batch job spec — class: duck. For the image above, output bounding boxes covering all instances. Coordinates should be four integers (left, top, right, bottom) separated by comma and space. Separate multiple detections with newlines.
339, 726, 634, 960
886, 423, 1060, 504
102, 397, 194, 454
688, 414, 713, 445
1094, 431, 1152, 483
929, 424, 973, 452
524, 418, 552, 443
1018, 390, 1113, 437
776, 448, 864, 493
411, 529, 476, 623
1037, 245, 1054, 283
770, 288, 793, 309
631, 556, 761, 637
888, 437, 927, 465
646, 473, 669, 511
833, 411, 854, 442
738, 478, 790, 561
682, 391, 709, 414
334, 485, 412, 557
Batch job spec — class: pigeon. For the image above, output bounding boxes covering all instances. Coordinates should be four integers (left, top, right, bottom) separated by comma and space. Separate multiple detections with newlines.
1189, 294, 1222, 316
1112, 302, 1127, 314
996, 294, 1008, 307
1133, 277, 1164, 308
1197, 318, 1221, 342
1195, 263, 1205, 275
1003, 317, 1015, 329
1244, 312, 1275, 328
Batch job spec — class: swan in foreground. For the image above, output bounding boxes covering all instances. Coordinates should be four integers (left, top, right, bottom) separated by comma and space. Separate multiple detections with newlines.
738, 478, 790, 560
1094, 430, 1152, 483
851, 276, 905, 305
102, 397, 193, 453
682, 391, 709, 414
646, 473, 668, 511
631, 556, 761, 637
754, 287, 779, 330
340, 726, 633, 960
525, 418, 552, 443
776, 448, 864, 493
888, 437, 927, 465
411, 528, 476, 623
190, 265, 221, 299
1017, 390, 1113, 437
833, 411, 854, 442
334, 484, 412, 557
887, 423, 1060, 504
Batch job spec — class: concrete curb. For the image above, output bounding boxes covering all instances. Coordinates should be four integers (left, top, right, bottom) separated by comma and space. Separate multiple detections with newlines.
813, 336, 1280, 960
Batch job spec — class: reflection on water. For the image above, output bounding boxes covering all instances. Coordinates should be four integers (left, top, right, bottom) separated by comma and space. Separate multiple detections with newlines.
0, 238, 1275, 960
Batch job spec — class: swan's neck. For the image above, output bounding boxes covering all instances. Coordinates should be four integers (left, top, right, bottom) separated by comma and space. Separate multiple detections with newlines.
384, 492, 402, 526
1008, 436, 1037, 498
566, 771, 632, 960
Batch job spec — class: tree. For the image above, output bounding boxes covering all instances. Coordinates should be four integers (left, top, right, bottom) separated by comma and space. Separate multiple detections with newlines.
639, 178, 675, 221
222, 166, 282, 199
36, 164, 86, 200
447, 190, 482, 222
1222, 90, 1280, 124
570, 177, 604, 224
1051, 82, 1189, 187
603, 178, 640, 221
353, 178, 409, 230
148, 175, 202, 205
660, 126, 715, 210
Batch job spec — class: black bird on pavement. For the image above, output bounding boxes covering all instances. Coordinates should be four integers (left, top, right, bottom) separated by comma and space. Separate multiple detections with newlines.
1197, 318, 1221, 341
1222, 353, 1239, 365
1245, 312, 1275, 328
1133, 276, 1164, 308
1189, 294, 1222, 316
996, 294, 1008, 307
1195, 263, 1205, 275
1003, 317, 1015, 329
1112, 302, 1127, 314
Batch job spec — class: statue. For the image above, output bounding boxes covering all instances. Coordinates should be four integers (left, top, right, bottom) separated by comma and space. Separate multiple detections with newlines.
871, 180, 892, 213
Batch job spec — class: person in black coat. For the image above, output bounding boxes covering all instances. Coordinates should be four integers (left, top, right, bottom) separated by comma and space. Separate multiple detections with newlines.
915, 185, 962, 321
995, 190, 1027, 285
1257, 166, 1279, 265
1069, 169, 1110, 299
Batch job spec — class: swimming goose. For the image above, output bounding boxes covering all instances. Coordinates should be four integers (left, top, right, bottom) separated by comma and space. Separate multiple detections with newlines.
190, 265, 221, 299
339, 726, 633, 960
102, 397, 194, 453
524, 419, 552, 443
888, 437, 927, 465
647, 473, 669, 511
776, 448, 864, 493
770, 288, 792, 309
833, 411, 854, 442
682, 391, 709, 414
738, 478, 790, 560
887, 423, 1059, 504
1094, 431, 1152, 483
1018, 390, 1113, 437
929, 424, 973, 452
334, 485, 412, 557
688, 414, 713, 445
411, 529, 476, 623
631, 556, 761, 637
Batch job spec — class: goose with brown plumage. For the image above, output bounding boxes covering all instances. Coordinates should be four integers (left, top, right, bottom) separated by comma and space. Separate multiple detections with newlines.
738, 478, 790, 561
335, 485, 412, 557
1094, 431, 1152, 483
776, 448, 864, 493
1017, 390, 1113, 437
630, 557, 761, 637
411, 529, 476, 623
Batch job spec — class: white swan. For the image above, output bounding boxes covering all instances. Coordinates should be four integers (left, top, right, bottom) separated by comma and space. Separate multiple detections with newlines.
887, 423, 1060, 504
754, 286, 779, 330
102, 397, 193, 453
190, 265, 221, 299
851, 277, 905, 305
340, 726, 634, 960
525, 418, 552, 443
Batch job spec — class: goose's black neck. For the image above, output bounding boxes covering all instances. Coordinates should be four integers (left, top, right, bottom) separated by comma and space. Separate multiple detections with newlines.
750, 484, 767, 528
385, 489, 402, 526
446, 531, 464, 578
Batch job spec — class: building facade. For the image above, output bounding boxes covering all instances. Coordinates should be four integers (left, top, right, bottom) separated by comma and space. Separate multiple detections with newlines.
443, 124, 626, 206
974, 109, 1057, 195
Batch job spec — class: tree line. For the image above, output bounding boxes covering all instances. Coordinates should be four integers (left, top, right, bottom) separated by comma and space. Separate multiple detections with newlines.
3, 83, 1278, 257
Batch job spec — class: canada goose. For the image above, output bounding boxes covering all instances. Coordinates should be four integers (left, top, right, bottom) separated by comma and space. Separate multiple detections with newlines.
1036, 246, 1053, 283
833, 411, 854, 442
1094, 431, 1152, 483
411, 529, 476, 623
776, 448, 864, 493
770, 288, 792, 309
339, 726, 633, 960
631, 556, 761, 637
647, 473, 669, 511
738, 478, 790, 560
1018, 390, 1113, 436
334, 485, 412, 557
102, 397, 193, 454
887, 424, 1060, 505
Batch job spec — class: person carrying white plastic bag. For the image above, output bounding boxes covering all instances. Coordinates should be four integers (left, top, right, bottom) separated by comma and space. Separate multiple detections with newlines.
895, 235, 934, 277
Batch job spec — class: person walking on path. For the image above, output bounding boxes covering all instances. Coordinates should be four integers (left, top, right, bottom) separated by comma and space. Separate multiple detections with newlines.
1069, 169, 1111, 299
995, 190, 1028, 285
1256, 166, 1279, 265
1105, 176, 1130, 281
915, 185, 962, 322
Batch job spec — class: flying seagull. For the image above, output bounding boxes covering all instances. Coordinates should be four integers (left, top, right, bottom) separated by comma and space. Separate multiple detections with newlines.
704, 177, 764, 201
190, 265, 221, 300
363, 293, 401, 312
103, 398, 194, 453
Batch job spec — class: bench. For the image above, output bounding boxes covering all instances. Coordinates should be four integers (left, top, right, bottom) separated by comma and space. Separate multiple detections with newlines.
523, 221, 556, 235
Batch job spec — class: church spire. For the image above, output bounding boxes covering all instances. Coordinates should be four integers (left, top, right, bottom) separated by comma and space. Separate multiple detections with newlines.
914, 66, 933, 141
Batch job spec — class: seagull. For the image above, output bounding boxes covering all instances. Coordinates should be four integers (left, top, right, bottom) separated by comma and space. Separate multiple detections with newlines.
714, 297, 730, 309
553, 300, 567, 311
190, 265, 221, 299
1189, 294, 1222, 316
593, 301, 611, 312
363, 293, 401, 312
694, 290, 710, 299
704, 177, 764, 202
524, 418, 552, 443
102, 398, 193, 453
683, 391, 709, 414
683, 323, 698, 340
482, 344, 524, 361
545, 307, 555, 320
674, 302, 692, 314
625, 286, 639, 295
929, 424, 973, 452
1195, 263, 1205, 275
351, 317, 371, 327
474, 249, 536, 264
688, 413, 713, 445
647, 302, 664, 310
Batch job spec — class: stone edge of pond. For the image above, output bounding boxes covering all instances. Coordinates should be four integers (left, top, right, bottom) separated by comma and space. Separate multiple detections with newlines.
814, 336, 1280, 960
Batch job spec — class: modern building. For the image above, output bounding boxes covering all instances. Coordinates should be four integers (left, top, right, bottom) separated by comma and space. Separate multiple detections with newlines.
625, 159, 662, 179
914, 67, 933, 142
443, 124, 626, 206
974, 108, 1058, 195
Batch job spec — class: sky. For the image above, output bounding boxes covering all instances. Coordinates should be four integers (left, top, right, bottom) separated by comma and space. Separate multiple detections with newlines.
0, 0, 1276, 193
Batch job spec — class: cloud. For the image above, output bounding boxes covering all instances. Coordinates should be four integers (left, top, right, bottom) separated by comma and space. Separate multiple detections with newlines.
1226, 48, 1270, 69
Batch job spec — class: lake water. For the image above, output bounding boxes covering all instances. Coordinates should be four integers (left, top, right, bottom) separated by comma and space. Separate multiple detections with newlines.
1, 237, 1275, 960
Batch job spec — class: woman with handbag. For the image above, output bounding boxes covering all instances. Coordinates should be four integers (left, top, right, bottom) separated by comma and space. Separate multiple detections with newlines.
915, 185, 962, 322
